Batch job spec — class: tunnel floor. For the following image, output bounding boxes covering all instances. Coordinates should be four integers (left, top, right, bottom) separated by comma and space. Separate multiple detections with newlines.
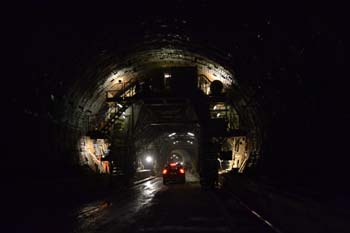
119, 180, 275, 233
14, 173, 277, 233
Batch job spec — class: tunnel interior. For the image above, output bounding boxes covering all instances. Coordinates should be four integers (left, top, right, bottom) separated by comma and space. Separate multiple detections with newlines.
76, 52, 261, 178
6, 2, 348, 213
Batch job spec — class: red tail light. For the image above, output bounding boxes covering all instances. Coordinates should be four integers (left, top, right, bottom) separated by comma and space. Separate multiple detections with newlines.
179, 168, 185, 174
162, 169, 168, 174
170, 162, 177, 167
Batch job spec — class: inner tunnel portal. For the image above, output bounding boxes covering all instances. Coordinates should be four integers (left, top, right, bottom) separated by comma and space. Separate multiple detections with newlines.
74, 49, 262, 180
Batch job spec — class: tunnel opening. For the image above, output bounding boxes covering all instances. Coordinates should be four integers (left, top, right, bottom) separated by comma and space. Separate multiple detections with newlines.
9, 31, 266, 195
9, 34, 263, 194
70, 47, 262, 185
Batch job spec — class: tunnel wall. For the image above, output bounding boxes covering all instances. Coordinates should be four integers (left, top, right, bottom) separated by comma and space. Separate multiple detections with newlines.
13, 112, 82, 178
79, 137, 110, 173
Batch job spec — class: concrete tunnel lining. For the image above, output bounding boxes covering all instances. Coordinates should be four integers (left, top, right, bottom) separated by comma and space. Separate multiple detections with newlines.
11, 31, 263, 177
60, 40, 264, 174
68, 47, 235, 120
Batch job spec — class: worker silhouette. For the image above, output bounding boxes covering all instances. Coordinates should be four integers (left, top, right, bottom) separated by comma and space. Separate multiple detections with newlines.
200, 156, 220, 189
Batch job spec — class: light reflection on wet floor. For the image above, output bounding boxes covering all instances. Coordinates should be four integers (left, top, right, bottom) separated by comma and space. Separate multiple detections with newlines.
73, 177, 164, 233
74, 173, 200, 233
15, 172, 275, 233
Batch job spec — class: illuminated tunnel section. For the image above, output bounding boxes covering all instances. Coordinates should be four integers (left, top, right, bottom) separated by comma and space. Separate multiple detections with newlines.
58, 40, 263, 178
13, 5, 346, 195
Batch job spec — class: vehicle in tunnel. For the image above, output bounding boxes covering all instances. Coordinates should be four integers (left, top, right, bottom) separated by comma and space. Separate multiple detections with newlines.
162, 162, 186, 185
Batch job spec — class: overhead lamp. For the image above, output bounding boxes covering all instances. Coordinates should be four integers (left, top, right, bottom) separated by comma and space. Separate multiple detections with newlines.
168, 132, 176, 137
187, 132, 195, 137
117, 103, 123, 108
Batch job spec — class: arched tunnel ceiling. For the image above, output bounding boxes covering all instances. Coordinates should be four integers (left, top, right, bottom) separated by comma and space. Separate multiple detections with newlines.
80, 47, 235, 116
64, 40, 263, 156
